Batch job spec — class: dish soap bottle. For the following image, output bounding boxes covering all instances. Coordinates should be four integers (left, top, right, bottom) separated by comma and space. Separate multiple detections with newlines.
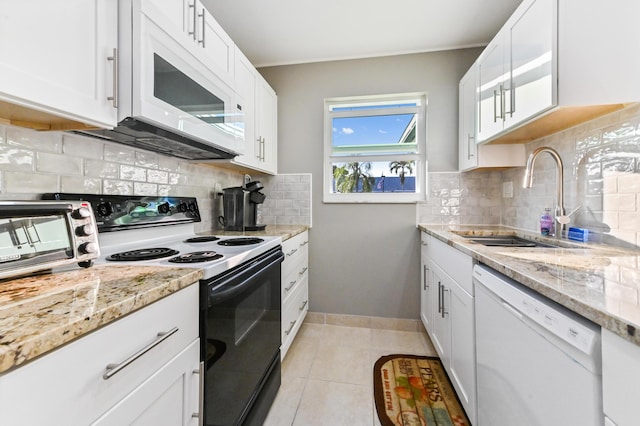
540, 208, 554, 236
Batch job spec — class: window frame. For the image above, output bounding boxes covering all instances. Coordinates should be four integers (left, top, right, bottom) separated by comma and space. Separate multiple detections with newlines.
323, 92, 428, 203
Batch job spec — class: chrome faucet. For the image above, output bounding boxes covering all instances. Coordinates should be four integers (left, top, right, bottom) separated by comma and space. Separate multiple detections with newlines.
522, 147, 568, 235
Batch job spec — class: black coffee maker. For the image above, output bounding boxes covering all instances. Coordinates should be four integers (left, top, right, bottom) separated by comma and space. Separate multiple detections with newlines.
218, 180, 266, 231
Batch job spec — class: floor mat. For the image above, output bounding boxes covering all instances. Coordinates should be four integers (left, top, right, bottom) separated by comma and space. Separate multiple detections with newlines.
373, 354, 470, 426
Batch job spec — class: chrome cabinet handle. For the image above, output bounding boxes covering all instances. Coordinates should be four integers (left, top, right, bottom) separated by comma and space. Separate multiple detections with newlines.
298, 266, 308, 276
284, 320, 296, 335
286, 248, 298, 257
107, 48, 118, 108
198, 9, 205, 47
103, 327, 179, 380
467, 134, 475, 159
441, 287, 449, 318
299, 300, 308, 311
259, 137, 265, 161
493, 89, 500, 122
285, 280, 296, 292
300, 240, 309, 247
188, 1, 196, 40
192, 361, 204, 426
423, 265, 429, 290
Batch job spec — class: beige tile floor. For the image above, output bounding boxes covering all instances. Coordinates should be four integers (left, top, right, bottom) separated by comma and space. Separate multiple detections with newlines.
264, 322, 437, 426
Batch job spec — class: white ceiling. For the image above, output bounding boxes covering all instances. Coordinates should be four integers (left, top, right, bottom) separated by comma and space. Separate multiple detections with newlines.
201, 0, 523, 67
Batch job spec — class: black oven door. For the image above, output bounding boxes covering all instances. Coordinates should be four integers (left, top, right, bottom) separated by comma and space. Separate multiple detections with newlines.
200, 246, 283, 426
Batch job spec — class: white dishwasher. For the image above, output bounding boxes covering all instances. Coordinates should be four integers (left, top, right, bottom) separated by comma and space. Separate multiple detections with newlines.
473, 264, 603, 426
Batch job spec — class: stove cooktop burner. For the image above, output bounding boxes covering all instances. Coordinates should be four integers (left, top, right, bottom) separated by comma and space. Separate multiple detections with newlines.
168, 251, 224, 263
217, 237, 265, 246
184, 236, 221, 243
106, 248, 179, 261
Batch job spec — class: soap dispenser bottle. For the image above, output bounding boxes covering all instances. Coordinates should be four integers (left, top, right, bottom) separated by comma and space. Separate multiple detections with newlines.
540, 208, 554, 236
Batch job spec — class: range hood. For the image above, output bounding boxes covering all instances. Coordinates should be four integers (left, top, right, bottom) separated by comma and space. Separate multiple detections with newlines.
73, 117, 237, 161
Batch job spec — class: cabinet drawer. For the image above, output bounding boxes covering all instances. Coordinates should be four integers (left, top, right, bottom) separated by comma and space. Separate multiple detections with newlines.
282, 232, 309, 266
0, 284, 199, 426
282, 275, 308, 356
430, 237, 474, 294
282, 254, 308, 302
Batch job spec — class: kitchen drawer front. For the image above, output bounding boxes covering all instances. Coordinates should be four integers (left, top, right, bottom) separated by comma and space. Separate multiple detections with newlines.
282, 231, 309, 268
281, 274, 309, 358
0, 284, 199, 426
282, 253, 308, 303
430, 237, 474, 294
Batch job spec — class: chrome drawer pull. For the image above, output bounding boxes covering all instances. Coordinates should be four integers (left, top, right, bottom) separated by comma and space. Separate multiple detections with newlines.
298, 266, 308, 276
107, 48, 118, 108
285, 280, 297, 291
284, 320, 297, 335
299, 300, 308, 311
286, 248, 298, 257
300, 240, 309, 247
103, 327, 179, 380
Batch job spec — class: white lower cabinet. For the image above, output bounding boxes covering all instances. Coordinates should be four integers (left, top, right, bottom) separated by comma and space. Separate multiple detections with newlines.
0, 284, 201, 426
281, 231, 309, 358
420, 233, 476, 424
602, 328, 640, 426
92, 340, 201, 426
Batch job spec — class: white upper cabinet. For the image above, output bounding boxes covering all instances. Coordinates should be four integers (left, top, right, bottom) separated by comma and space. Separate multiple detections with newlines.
229, 49, 278, 175
148, 0, 234, 87
459, 61, 525, 171
474, 0, 640, 145
0, 0, 117, 130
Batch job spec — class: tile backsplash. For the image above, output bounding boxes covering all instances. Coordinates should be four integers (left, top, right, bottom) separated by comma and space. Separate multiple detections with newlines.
0, 124, 243, 232
257, 173, 312, 226
418, 104, 640, 249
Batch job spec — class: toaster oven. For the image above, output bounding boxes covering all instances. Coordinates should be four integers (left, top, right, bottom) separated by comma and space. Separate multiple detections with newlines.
0, 201, 100, 280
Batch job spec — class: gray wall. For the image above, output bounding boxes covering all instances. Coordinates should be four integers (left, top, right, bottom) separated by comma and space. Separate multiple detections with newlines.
260, 48, 481, 318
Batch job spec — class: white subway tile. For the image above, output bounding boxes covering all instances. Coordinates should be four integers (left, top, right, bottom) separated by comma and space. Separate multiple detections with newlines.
104, 144, 135, 165
135, 151, 159, 169
6, 127, 63, 153
103, 179, 133, 195
133, 182, 158, 195
36, 152, 82, 175
84, 160, 119, 179
5, 171, 58, 193
63, 134, 103, 159
147, 169, 169, 184
61, 176, 101, 194
120, 165, 147, 182
0, 146, 34, 171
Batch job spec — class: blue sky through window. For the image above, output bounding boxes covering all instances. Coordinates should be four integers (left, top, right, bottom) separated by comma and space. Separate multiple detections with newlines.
332, 114, 414, 147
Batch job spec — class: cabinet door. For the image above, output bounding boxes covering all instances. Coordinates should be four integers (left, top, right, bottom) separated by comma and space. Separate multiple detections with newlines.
198, 3, 235, 87
420, 234, 433, 331
256, 78, 278, 174
449, 281, 477, 425
477, 36, 506, 143
505, 0, 555, 127
234, 51, 258, 164
91, 340, 201, 426
0, 0, 117, 129
147, 0, 188, 34
429, 261, 451, 367
458, 64, 478, 171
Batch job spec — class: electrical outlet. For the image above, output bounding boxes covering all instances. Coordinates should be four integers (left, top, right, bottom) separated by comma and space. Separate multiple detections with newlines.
503, 181, 514, 198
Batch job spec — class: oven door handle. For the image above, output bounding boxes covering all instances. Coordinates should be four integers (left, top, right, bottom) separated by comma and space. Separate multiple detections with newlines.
208, 250, 284, 305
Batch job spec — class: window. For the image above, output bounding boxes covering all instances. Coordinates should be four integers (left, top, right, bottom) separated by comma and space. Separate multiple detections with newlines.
323, 93, 427, 203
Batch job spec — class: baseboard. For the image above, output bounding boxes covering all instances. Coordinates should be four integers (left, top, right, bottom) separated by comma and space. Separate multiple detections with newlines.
304, 311, 422, 332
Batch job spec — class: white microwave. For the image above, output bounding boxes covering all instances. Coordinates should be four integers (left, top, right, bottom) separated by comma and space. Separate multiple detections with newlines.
75, 0, 242, 160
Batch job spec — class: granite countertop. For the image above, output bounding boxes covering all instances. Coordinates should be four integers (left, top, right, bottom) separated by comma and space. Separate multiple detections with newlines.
0, 265, 203, 374
418, 224, 640, 346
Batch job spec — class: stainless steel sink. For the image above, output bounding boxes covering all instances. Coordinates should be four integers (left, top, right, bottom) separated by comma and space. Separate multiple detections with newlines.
462, 235, 560, 248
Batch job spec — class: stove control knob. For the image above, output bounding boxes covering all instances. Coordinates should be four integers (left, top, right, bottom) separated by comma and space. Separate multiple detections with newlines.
178, 202, 188, 212
72, 207, 92, 219
78, 242, 98, 255
96, 202, 113, 217
76, 224, 95, 237
158, 202, 171, 214
188, 202, 198, 212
